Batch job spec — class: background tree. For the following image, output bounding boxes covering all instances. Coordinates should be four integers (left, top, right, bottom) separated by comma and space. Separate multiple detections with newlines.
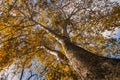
0, 0, 120, 79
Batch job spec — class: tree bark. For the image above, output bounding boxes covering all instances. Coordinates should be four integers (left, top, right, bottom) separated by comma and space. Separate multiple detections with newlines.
40, 45, 68, 64
33, 20, 120, 79
61, 38, 120, 80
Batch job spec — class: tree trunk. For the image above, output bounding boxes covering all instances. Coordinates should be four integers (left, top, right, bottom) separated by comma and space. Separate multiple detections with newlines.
35, 20, 120, 79
61, 39, 120, 80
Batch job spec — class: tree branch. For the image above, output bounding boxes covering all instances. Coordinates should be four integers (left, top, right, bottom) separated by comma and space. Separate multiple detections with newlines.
32, 20, 64, 44
40, 45, 68, 64
20, 68, 24, 80
41, 45, 60, 59
27, 74, 37, 80
62, 20, 70, 38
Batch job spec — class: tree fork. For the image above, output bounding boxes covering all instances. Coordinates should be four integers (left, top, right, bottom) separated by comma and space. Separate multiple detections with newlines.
32, 20, 120, 79
40, 45, 68, 64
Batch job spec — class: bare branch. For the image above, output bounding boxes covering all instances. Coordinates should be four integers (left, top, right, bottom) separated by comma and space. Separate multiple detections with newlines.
27, 74, 37, 80
7, 0, 17, 14
20, 68, 24, 80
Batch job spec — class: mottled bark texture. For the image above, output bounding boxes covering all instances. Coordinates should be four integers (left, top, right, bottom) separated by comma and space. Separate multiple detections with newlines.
61, 38, 120, 80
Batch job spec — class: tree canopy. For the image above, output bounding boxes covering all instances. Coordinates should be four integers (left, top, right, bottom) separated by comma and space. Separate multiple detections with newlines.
0, 0, 120, 80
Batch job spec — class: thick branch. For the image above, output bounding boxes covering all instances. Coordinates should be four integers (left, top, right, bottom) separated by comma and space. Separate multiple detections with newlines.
41, 45, 57, 56
62, 20, 69, 38
32, 20, 64, 43
40, 45, 68, 63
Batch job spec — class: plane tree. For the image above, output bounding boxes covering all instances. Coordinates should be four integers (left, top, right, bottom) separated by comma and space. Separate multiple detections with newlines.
0, 0, 120, 79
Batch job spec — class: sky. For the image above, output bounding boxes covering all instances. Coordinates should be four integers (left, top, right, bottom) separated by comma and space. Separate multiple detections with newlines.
101, 27, 120, 58
0, 59, 45, 80
1, 27, 119, 80
0, 0, 120, 80
101, 28, 120, 40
